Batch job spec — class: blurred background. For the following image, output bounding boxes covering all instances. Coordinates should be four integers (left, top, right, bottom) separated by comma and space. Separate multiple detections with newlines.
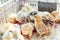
0, 0, 60, 24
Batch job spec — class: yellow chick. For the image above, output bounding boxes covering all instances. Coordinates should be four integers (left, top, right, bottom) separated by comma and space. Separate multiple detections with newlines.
7, 13, 16, 23
21, 23, 34, 37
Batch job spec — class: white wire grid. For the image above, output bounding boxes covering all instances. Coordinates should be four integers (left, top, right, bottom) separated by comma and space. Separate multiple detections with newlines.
0, 0, 24, 24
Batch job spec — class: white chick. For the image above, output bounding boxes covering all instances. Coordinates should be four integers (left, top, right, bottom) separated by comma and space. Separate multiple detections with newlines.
21, 23, 34, 37
0, 22, 24, 40
2, 31, 14, 40
0, 23, 13, 37
16, 3, 34, 22
16, 11, 29, 23
0, 23, 12, 34
21, 3, 34, 13
6, 24, 20, 34
6, 24, 24, 40
2, 31, 24, 40
16, 11, 25, 22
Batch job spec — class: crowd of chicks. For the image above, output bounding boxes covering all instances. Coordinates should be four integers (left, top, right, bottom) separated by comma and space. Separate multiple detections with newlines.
0, 3, 60, 40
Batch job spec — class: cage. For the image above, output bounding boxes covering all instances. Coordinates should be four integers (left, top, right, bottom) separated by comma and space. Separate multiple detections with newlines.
0, 0, 60, 40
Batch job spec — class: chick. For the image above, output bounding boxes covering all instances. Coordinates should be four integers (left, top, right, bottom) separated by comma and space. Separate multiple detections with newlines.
21, 23, 34, 37
34, 15, 51, 37
7, 13, 16, 23
4, 23, 24, 40
21, 3, 33, 13
51, 11, 60, 23
51, 11, 58, 18
2, 31, 13, 40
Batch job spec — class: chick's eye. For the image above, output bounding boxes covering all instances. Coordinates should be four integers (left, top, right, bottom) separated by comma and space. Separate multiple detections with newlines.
49, 21, 54, 26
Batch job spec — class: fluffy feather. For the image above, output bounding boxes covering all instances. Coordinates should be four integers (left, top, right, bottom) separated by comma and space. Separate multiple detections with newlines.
21, 23, 34, 37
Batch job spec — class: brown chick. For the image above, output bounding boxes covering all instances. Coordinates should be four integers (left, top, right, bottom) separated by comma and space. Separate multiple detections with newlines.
51, 11, 60, 23
54, 18, 60, 23
34, 15, 51, 37
51, 11, 58, 18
